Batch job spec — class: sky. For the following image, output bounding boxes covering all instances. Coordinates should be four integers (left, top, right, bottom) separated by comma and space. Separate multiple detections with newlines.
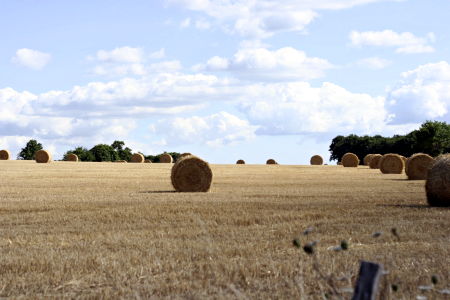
1, 0, 450, 164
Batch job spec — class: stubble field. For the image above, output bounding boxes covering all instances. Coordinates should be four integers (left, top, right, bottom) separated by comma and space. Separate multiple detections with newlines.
0, 160, 449, 299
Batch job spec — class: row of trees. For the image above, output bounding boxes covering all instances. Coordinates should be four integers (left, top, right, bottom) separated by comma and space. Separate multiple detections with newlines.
329, 121, 450, 163
17, 140, 181, 162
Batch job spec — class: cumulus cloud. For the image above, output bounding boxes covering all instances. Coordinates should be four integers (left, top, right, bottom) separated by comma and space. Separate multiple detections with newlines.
196, 47, 333, 81
12, 48, 51, 70
357, 57, 391, 70
387, 61, 450, 124
94, 46, 144, 63
350, 30, 435, 54
153, 112, 257, 147
168, 0, 401, 38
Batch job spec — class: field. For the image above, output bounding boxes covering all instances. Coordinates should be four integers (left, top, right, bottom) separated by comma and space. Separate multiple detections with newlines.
0, 160, 449, 299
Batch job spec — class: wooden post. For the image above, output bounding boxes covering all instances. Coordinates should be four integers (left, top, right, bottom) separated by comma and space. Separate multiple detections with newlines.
352, 261, 383, 300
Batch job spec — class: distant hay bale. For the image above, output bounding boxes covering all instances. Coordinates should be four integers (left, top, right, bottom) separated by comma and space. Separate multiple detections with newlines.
425, 154, 450, 207
310, 155, 323, 165
66, 153, 78, 162
144, 159, 152, 163
35, 150, 52, 163
266, 159, 277, 165
379, 153, 404, 174
130, 153, 144, 163
236, 159, 245, 164
160, 153, 173, 163
341, 153, 359, 167
363, 154, 374, 166
369, 154, 383, 169
406, 153, 435, 180
114, 160, 127, 163
180, 152, 192, 158
0, 149, 11, 160
337, 162, 342, 165
171, 155, 213, 192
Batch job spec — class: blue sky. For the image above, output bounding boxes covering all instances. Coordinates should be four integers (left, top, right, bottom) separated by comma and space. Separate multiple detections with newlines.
1, 0, 450, 163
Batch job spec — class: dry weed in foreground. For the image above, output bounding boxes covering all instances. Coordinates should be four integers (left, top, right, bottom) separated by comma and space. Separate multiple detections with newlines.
0, 161, 449, 299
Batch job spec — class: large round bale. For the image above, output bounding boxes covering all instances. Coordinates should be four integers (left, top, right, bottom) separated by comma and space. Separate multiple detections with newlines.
130, 153, 144, 163
160, 153, 173, 163
310, 155, 323, 165
35, 150, 52, 163
171, 155, 213, 192
266, 159, 277, 165
236, 159, 245, 164
66, 153, 78, 162
406, 153, 435, 180
144, 159, 152, 163
0, 149, 11, 160
341, 153, 359, 167
180, 152, 192, 158
425, 154, 450, 207
379, 153, 404, 174
369, 154, 383, 169
363, 154, 374, 166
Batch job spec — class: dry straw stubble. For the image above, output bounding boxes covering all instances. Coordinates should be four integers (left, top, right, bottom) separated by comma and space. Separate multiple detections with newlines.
426, 154, 450, 207
160, 153, 173, 163
310, 155, 323, 165
171, 155, 213, 192
236, 159, 245, 164
379, 153, 404, 174
35, 150, 52, 163
0, 149, 11, 160
406, 153, 435, 180
341, 153, 359, 167
369, 154, 383, 169
130, 153, 144, 163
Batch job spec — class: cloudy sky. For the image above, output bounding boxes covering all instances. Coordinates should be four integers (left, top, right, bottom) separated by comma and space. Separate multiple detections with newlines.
1, 0, 449, 163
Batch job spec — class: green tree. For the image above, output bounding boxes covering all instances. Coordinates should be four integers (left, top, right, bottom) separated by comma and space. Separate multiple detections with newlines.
111, 140, 132, 161
17, 139, 43, 160
89, 144, 119, 162
63, 147, 95, 162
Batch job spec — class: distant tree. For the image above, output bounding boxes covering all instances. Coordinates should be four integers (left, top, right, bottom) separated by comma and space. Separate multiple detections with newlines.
89, 144, 119, 162
111, 141, 132, 161
63, 147, 95, 162
145, 152, 181, 163
17, 139, 43, 160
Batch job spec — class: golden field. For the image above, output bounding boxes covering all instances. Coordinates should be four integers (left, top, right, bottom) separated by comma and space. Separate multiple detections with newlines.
0, 160, 449, 299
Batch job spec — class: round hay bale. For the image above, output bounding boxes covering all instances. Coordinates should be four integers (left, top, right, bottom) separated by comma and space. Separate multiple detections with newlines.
66, 153, 78, 162
363, 154, 374, 166
0, 149, 11, 160
369, 154, 383, 169
379, 153, 404, 174
266, 159, 277, 165
160, 153, 173, 163
171, 155, 212, 192
130, 153, 144, 163
236, 159, 245, 164
401, 156, 407, 164
406, 153, 435, 180
341, 153, 359, 167
425, 154, 450, 207
337, 162, 342, 165
310, 155, 323, 165
180, 152, 192, 158
35, 150, 52, 163
144, 159, 152, 163
114, 160, 127, 163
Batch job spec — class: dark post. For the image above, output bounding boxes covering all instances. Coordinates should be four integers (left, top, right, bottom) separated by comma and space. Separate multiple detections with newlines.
352, 261, 383, 300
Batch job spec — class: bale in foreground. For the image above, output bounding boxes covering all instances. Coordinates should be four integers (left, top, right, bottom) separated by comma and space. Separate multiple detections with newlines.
266, 159, 277, 165
369, 154, 383, 169
35, 150, 52, 163
379, 153, 404, 174
406, 153, 435, 180
130, 153, 144, 163
171, 155, 213, 192
310, 155, 323, 165
341, 153, 359, 167
66, 153, 78, 162
0, 149, 11, 160
160, 153, 173, 163
425, 154, 450, 207
236, 159, 245, 164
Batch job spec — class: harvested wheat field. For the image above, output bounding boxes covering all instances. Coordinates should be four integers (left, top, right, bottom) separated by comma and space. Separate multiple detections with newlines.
0, 160, 449, 299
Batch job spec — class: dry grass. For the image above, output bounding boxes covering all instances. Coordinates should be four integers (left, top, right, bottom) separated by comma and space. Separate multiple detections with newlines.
0, 161, 449, 299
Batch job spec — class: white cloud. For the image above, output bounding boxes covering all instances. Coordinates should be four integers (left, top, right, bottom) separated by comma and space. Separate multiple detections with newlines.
168, 0, 402, 38
357, 57, 391, 69
153, 112, 257, 147
95, 46, 144, 63
180, 17, 191, 28
149, 48, 166, 59
196, 47, 333, 81
349, 30, 435, 54
12, 48, 51, 70
387, 61, 450, 124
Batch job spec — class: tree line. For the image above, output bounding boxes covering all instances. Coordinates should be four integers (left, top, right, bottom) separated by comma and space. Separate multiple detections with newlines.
16, 140, 181, 162
329, 121, 450, 163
